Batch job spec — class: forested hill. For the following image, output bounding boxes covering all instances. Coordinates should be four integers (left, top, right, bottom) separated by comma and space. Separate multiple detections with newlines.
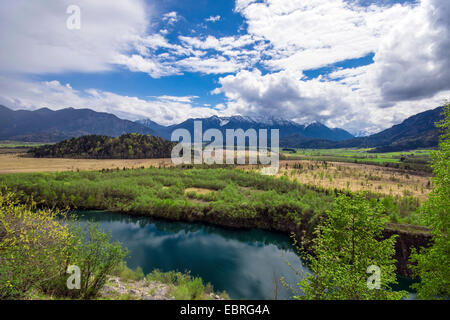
28, 134, 175, 159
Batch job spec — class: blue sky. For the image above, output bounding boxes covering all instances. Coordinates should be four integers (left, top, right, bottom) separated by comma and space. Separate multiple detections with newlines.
0, 0, 448, 135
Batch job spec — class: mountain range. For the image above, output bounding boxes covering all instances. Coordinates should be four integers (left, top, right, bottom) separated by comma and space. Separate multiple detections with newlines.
279, 106, 444, 152
0, 104, 444, 152
0, 105, 155, 142
137, 115, 354, 142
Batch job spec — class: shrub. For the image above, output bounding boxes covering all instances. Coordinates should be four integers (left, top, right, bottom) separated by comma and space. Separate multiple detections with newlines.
114, 263, 145, 281
69, 223, 129, 299
146, 270, 212, 300
0, 192, 74, 299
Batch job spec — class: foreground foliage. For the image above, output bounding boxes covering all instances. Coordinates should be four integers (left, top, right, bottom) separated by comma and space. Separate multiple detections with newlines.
0, 192, 73, 298
0, 192, 127, 299
410, 102, 450, 299
297, 192, 407, 300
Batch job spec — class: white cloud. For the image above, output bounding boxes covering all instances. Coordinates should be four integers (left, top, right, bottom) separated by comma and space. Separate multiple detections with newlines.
162, 11, 179, 25
179, 34, 258, 52
153, 95, 199, 103
175, 35, 264, 73
176, 56, 245, 75
213, 69, 355, 125
112, 54, 181, 78
213, 66, 450, 135
235, 0, 411, 73
207, 0, 449, 134
371, 0, 450, 103
0, 77, 225, 125
0, 0, 150, 74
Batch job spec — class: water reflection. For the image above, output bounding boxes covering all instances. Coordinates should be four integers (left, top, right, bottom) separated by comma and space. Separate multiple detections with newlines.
71, 211, 308, 300
70, 211, 414, 299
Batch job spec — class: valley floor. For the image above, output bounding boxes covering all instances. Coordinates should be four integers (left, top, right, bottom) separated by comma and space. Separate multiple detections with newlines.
0, 153, 431, 202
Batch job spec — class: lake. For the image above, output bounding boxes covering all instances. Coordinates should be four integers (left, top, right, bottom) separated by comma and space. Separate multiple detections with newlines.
72, 211, 415, 300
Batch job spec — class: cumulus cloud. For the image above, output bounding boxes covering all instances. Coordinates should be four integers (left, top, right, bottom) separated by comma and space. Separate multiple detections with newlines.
213, 69, 355, 125
112, 54, 181, 78
234, 0, 411, 73
372, 0, 450, 102
179, 34, 259, 52
154, 95, 199, 103
176, 56, 245, 74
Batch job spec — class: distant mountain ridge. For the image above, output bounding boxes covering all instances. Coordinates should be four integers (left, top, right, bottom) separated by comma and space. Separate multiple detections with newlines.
0, 105, 156, 142
280, 106, 444, 151
137, 115, 355, 142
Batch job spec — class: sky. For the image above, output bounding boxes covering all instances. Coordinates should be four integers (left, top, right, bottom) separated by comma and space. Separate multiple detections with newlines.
0, 0, 449, 135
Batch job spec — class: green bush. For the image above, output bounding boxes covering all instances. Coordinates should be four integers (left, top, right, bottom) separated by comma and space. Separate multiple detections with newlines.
69, 223, 129, 299
0, 191, 129, 300
146, 269, 214, 300
0, 192, 74, 299
114, 263, 145, 281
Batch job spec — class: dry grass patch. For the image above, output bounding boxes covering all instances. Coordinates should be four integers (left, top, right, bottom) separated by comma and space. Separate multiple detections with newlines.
0, 153, 174, 174
240, 160, 431, 202
184, 187, 217, 195
277, 160, 432, 202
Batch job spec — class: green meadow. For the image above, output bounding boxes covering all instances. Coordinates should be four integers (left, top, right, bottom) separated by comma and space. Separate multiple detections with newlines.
0, 166, 422, 227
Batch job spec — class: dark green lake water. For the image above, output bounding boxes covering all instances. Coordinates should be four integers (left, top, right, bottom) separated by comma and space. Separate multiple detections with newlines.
72, 211, 415, 300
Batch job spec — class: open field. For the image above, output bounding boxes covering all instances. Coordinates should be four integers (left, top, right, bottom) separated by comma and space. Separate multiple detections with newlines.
0, 153, 431, 202
0, 141, 49, 155
0, 153, 173, 174
281, 148, 433, 172
0, 141, 48, 148
274, 160, 432, 202
241, 159, 432, 202
0, 149, 268, 173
